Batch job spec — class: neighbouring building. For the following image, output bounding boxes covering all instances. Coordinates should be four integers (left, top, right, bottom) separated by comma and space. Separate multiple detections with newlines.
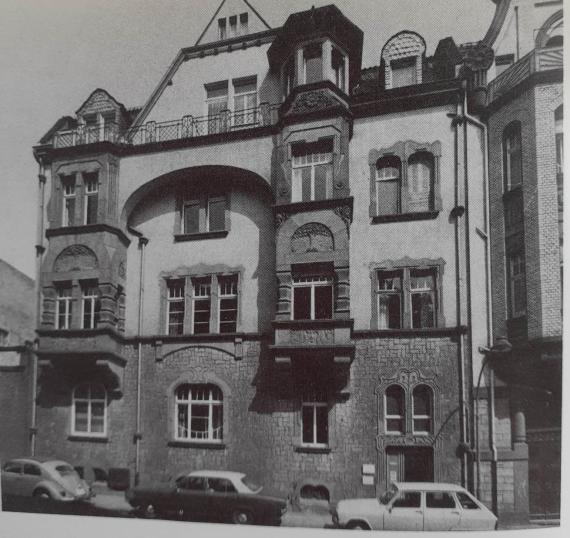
29, 0, 558, 527
0, 259, 35, 460
481, 0, 563, 523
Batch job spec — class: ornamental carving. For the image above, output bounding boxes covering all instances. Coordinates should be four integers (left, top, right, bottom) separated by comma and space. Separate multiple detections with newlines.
291, 223, 334, 253
275, 212, 290, 229
333, 204, 353, 236
290, 329, 334, 346
53, 245, 98, 272
289, 90, 339, 115
459, 41, 494, 71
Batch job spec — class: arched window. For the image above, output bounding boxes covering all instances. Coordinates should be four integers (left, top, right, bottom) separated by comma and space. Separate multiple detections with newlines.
376, 156, 401, 215
72, 383, 107, 436
385, 385, 405, 434
412, 385, 433, 434
175, 383, 223, 442
407, 152, 434, 212
503, 122, 522, 191
535, 11, 563, 49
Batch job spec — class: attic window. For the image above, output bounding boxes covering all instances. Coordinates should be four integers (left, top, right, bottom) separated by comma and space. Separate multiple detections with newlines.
218, 18, 227, 40
391, 57, 416, 88
381, 31, 426, 90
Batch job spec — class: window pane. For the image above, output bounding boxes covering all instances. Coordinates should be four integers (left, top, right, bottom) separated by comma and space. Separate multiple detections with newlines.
184, 203, 200, 234
377, 179, 400, 215
457, 492, 480, 509
413, 418, 431, 432
413, 386, 431, 416
177, 404, 189, 438
426, 492, 456, 509
75, 402, 89, 432
304, 44, 322, 83
393, 492, 421, 508
314, 163, 331, 201
387, 418, 405, 432
65, 197, 76, 226
86, 195, 98, 224
208, 198, 225, 231
386, 386, 404, 415
378, 293, 401, 329
408, 153, 433, 212
91, 403, 105, 433
293, 286, 311, 320
212, 404, 223, 440
315, 405, 328, 444
302, 167, 311, 201
302, 405, 314, 443
412, 292, 435, 328
314, 285, 333, 319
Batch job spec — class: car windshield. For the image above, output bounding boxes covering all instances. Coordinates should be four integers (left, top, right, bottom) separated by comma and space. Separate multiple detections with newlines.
241, 476, 262, 493
379, 485, 398, 505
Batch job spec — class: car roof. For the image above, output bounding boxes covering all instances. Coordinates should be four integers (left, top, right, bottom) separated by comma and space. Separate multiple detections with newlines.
393, 482, 468, 492
187, 470, 246, 480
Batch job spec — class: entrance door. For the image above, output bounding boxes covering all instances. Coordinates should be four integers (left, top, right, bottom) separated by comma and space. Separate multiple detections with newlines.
386, 447, 433, 484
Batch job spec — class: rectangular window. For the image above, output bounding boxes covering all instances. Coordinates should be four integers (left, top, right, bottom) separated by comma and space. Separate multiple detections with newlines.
83, 172, 99, 225
391, 57, 417, 88
233, 77, 257, 127
507, 252, 526, 318
377, 271, 402, 329
182, 194, 226, 234
229, 15, 237, 37
410, 269, 436, 328
167, 280, 185, 335
206, 81, 229, 134
302, 390, 328, 446
81, 282, 100, 329
183, 200, 200, 234
218, 275, 238, 333
284, 56, 295, 97
55, 285, 73, 329
192, 278, 211, 334
207, 196, 225, 232
218, 18, 226, 40
291, 139, 333, 202
292, 274, 333, 320
376, 159, 401, 216
304, 43, 323, 84
332, 48, 346, 92
239, 12, 248, 34
62, 175, 76, 226
504, 126, 522, 190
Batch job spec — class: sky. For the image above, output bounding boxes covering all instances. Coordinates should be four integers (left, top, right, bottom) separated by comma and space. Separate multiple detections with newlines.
0, 0, 497, 279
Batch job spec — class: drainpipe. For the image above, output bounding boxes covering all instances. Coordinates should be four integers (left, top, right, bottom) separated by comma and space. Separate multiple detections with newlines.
30, 157, 47, 456
514, 6, 520, 61
129, 226, 148, 486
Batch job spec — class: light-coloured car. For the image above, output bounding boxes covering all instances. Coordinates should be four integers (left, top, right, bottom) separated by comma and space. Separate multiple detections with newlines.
1, 458, 91, 502
332, 482, 497, 531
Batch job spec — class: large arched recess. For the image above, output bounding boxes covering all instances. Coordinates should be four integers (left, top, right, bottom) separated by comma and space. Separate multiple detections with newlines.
120, 165, 274, 228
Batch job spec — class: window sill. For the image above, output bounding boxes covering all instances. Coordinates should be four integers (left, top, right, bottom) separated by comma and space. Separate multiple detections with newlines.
294, 445, 331, 454
371, 210, 439, 223
168, 440, 226, 449
174, 230, 229, 242
68, 435, 108, 443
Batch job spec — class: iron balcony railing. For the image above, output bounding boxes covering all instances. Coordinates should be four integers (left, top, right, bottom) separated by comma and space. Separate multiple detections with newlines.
52, 104, 281, 149
487, 46, 563, 103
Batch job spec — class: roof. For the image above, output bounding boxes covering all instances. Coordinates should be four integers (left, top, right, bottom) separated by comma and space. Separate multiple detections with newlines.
394, 482, 467, 491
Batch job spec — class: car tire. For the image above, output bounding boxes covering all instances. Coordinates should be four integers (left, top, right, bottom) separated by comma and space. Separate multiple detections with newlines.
33, 489, 52, 500
346, 521, 370, 530
231, 509, 254, 525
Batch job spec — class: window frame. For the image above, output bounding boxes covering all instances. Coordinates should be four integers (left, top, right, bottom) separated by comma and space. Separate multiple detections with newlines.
291, 140, 334, 203
80, 281, 101, 330
384, 384, 406, 435
174, 383, 223, 443
506, 251, 527, 319
166, 279, 185, 336
301, 390, 329, 447
61, 174, 76, 227
191, 277, 212, 334
218, 274, 238, 333
303, 42, 323, 84
503, 122, 523, 192
180, 192, 228, 236
55, 284, 73, 330
291, 274, 334, 320
376, 270, 403, 329
412, 384, 433, 435
71, 383, 107, 438
83, 172, 99, 225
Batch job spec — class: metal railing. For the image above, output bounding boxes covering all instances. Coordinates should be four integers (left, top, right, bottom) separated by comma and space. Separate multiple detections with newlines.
487, 46, 563, 103
51, 104, 280, 149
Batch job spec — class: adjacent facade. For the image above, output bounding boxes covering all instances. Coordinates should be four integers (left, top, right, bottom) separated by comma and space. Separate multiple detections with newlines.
27, 0, 562, 527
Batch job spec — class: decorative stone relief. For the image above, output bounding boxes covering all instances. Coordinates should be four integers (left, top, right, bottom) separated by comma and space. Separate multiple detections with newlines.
53, 245, 98, 272
333, 204, 353, 235
289, 90, 340, 115
290, 329, 334, 346
275, 212, 290, 229
291, 223, 334, 253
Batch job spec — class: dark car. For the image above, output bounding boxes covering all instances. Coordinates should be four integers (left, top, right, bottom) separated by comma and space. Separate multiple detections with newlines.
125, 470, 287, 525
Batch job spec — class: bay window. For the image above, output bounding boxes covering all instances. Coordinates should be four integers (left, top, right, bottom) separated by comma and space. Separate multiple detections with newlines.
292, 274, 333, 320
304, 43, 323, 84
291, 139, 333, 202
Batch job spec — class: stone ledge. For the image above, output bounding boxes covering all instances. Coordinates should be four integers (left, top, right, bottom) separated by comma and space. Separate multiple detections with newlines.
167, 441, 226, 450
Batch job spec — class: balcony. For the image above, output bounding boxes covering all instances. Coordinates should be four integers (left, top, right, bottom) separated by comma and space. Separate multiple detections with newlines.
51, 104, 280, 149
269, 319, 354, 366
487, 46, 563, 103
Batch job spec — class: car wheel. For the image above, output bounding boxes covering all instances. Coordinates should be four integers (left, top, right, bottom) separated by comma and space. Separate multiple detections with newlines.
346, 521, 370, 530
33, 489, 52, 499
231, 509, 254, 525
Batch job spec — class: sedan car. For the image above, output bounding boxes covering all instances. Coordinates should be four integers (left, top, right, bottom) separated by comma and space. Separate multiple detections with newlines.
332, 482, 497, 531
125, 469, 287, 525
1, 458, 91, 502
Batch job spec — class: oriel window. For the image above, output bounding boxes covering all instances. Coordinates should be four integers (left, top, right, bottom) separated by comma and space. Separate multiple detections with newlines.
291, 139, 333, 202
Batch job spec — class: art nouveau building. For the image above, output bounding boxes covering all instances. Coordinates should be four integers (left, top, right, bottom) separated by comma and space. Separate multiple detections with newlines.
32, 0, 525, 522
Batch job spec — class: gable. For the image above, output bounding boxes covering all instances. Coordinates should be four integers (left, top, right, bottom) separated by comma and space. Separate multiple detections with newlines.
196, 0, 270, 45
76, 89, 124, 117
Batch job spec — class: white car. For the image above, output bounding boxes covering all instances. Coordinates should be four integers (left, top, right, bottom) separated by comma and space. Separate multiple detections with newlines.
332, 482, 497, 531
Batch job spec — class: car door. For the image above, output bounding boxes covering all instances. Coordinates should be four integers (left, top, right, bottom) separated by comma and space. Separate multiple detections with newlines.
21, 463, 43, 496
423, 491, 461, 531
454, 491, 495, 530
175, 476, 209, 519
206, 477, 239, 521
383, 491, 424, 531
1, 462, 24, 496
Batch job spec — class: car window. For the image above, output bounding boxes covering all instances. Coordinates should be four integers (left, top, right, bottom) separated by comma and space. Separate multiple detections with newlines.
23, 464, 41, 476
3, 462, 21, 474
208, 478, 237, 493
426, 492, 456, 509
392, 491, 421, 508
55, 464, 75, 477
241, 476, 261, 493
181, 476, 207, 491
379, 485, 398, 505
456, 492, 481, 510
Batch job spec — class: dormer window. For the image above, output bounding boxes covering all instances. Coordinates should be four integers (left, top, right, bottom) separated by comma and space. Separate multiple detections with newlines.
218, 18, 227, 40
217, 12, 249, 40
382, 31, 426, 89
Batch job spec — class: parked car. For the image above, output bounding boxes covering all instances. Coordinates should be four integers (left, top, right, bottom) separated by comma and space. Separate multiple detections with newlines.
332, 482, 497, 531
1, 458, 92, 502
125, 469, 287, 525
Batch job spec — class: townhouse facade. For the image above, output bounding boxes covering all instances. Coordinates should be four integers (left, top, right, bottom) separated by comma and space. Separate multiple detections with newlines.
481, 0, 563, 522
27, 0, 561, 526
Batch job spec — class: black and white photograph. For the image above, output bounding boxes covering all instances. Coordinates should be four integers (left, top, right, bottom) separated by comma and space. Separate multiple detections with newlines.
0, 1, 566, 536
